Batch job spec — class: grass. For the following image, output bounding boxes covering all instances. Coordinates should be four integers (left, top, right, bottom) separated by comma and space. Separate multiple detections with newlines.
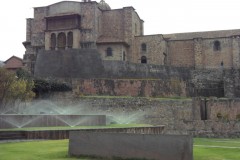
0, 124, 152, 131
0, 140, 73, 160
194, 138, 240, 160
0, 138, 240, 160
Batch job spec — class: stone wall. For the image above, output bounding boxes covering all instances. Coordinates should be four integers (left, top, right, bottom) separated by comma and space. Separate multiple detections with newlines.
189, 69, 224, 97
43, 95, 240, 137
102, 10, 124, 40
224, 69, 240, 98
34, 48, 240, 98
206, 98, 240, 121
34, 49, 104, 79
168, 40, 195, 67
202, 38, 233, 69
134, 35, 167, 64
72, 78, 187, 97
48, 1, 82, 16
97, 44, 127, 61
132, 11, 143, 36
0, 115, 106, 129
34, 49, 192, 80
194, 38, 203, 69
32, 7, 46, 46
232, 36, 240, 68
69, 131, 193, 160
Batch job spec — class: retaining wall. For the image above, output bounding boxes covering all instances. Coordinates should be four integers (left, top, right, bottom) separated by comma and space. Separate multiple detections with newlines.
0, 126, 165, 140
69, 131, 193, 160
0, 115, 106, 129
37, 96, 240, 137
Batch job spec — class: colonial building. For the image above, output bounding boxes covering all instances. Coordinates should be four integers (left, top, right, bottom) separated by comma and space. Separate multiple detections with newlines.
21, 0, 240, 99
23, 0, 240, 73
23, 0, 143, 73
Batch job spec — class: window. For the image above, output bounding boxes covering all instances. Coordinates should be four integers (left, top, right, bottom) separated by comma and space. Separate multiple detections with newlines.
141, 56, 147, 63
80, 42, 93, 49
135, 23, 137, 35
106, 47, 113, 56
141, 43, 147, 52
213, 40, 221, 51
67, 32, 73, 48
200, 98, 208, 120
57, 32, 66, 50
123, 51, 126, 61
221, 61, 224, 67
50, 33, 56, 50
163, 52, 167, 65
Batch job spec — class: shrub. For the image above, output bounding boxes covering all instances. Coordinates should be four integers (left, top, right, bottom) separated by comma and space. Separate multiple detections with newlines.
236, 114, 240, 121
217, 113, 222, 119
33, 79, 72, 96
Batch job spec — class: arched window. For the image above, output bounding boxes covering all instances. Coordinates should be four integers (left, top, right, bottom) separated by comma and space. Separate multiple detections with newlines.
50, 33, 56, 50
141, 56, 147, 63
106, 47, 113, 56
67, 32, 73, 49
163, 52, 167, 65
141, 43, 147, 52
57, 32, 66, 50
213, 40, 221, 51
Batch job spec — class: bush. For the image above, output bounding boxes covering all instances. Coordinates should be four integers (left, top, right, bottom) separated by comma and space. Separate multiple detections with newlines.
217, 113, 222, 119
236, 114, 240, 121
0, 68, 35, 109
33, 79, 72, 96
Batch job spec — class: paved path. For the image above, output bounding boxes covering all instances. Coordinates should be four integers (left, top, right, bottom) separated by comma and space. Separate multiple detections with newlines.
194, 145, 240, 149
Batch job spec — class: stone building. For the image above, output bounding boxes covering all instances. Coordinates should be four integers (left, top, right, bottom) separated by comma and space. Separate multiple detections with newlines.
23, 0, 240, 73
23, 0, 144, 73
22, 0, 240, 98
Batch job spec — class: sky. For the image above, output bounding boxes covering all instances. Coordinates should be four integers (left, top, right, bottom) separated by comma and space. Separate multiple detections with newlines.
0, 0, 240, 61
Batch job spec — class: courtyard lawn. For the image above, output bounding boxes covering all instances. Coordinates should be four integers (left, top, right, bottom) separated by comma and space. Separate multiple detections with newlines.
194, 138, 240, 160
0, 140, 75, 160
0, 138, 240, 160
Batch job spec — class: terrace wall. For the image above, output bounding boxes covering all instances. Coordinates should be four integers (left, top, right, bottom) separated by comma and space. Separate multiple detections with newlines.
42, 96, 240, 137
69, 131, 193, 160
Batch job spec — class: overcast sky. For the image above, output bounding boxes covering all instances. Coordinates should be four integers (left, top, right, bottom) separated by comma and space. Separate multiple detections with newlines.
1, 0, 240, 61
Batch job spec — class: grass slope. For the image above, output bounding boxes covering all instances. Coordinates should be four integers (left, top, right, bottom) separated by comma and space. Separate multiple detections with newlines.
0, 138, 240, 160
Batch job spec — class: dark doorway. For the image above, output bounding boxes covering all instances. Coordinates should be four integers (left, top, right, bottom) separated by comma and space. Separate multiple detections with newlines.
141, 56, 147, 63
200, 98, 208, 120
50, 33, 56, 50
67, 32, 73, 48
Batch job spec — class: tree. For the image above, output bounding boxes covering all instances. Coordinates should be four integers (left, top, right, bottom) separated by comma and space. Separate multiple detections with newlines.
0, 68, 35, 112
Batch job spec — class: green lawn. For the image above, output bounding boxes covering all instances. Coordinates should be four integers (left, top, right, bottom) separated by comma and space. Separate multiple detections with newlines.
194, 138, 240, 160
0, 138, 239, 160
0, 140, 74, 160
